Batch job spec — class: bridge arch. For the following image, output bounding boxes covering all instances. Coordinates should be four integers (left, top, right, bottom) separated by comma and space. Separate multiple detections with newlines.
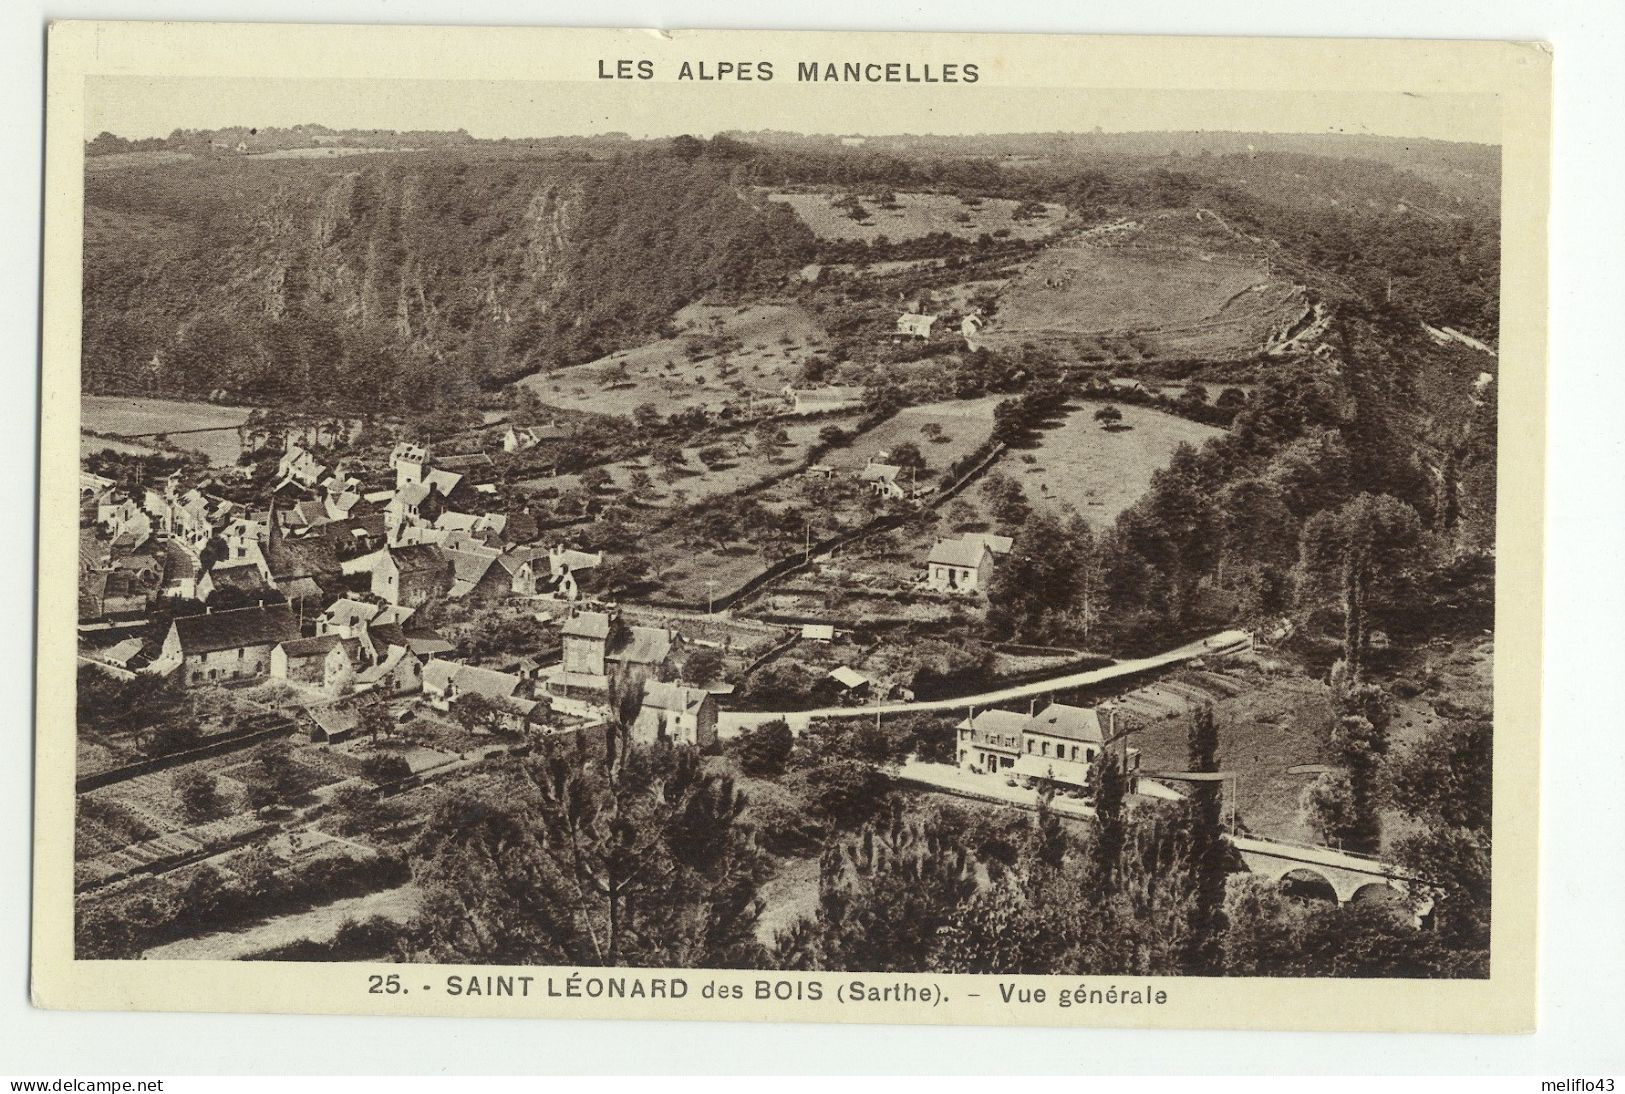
1276, 867, 1339, 903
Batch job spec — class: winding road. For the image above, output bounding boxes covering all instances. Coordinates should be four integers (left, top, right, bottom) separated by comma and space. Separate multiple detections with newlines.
718, 629, 1252, 735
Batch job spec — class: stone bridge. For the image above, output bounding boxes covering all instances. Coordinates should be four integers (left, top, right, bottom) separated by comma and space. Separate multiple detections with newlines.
1230, 834, 1420, 905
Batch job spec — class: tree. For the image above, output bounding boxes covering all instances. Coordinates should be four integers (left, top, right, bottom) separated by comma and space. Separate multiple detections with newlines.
632, 403, 663, 432
580, 466, 613, 494
1086, 750, 1129, 892
777, 800, 977, 972
1093, 404, 1124, 427
408, 739, 768, 968
1180, 704, 1229, 974
889, 442, 925, 473
1297, 493, 1424, 680
173, 769, 226, 824
731, 718, 793, 777
452, 692, 518, 736
681, 647, 725, 688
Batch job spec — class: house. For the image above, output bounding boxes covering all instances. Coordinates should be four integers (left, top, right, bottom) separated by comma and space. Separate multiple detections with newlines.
444, 545, 510, 602
955, 701, 1137, 790
1009, 702, 1124, 790
961, 532, 1014, 557
960, 313, 984, 345
784, 386, 863, 415
422, 660, 537, 730
955, 709, 1029, 772
632, 680, 717, 750
895, 313, 938, 340
98, 637, 148, 671
197, 560, 274, 604
391, 442, 432, 489
264, 515, 341, 606
317, 597, 382, 639
371, 543, 451, 607
825, 665, 871, 698
925, 535, 997, 594
503, 423, 571, 452
271, 634, 359, 695
354, 641, 424, 696
156, 603, 301, 687
801, 623, 835, 642
300, 701, 364, 745
858, 460, 905, 500
548, 609, 681, 714
804, 464, 836, 480
275, 443, 326, 491
561, 610, 614, 677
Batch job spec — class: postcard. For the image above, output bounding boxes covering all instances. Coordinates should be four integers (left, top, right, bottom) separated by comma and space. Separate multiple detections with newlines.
36, 21, 1549, 1031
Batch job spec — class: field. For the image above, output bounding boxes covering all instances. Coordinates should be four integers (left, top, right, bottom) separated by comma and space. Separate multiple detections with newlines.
82, 395, 254, 465
766, 190, 1066, 243
978, 214, 1311, 361
1015, 402, 1222, 525
823, 396, 1001, 483
526, 414, 850, 511
520, 302, 829, 418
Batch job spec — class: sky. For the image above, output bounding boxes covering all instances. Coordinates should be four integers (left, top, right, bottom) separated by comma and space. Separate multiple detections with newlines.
85, 76, 1501, 145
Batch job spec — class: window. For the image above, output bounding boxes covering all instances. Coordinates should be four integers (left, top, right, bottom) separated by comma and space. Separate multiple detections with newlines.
238, 647, 245, 659
1026, 739, 1034, 753
1041, 741, 1050, 757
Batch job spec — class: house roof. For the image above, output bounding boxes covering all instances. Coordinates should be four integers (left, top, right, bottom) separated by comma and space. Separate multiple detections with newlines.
394, 483, 432, 508
449, 663, 523, 702
958, 709, 1030, 735
423, 468, 464, 496
962, 533, 1014, 556
928, 537, 992, 569
389, 543, 448, 575
102, 637, 147, 666
171, 603, 300, 655
860, 462, 900, 483
801, 624, 835, 641
563, 610, 611, 639
444, 546, 502, 598
827, 665, 869, 689
642, 680, 709, 716
278, 634, 342, 660
611, 626, 672, 666
370, 623, 454, 658
1027, 702, 1105, 744
422, 658, 460, 693
302, 701, 361, 739
205, 561, 271, 593
322, 597, 380, 629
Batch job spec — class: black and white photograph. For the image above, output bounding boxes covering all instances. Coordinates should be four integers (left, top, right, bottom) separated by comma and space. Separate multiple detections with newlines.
30, 22, 1555, 1036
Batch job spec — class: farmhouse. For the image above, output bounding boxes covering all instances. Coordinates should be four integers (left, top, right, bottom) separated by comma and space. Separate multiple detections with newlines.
925, 536, 994, 594
859, 460, 905, 499
895, 312, 938, 340
157, 603, 301, 687
632, 680, 718, 750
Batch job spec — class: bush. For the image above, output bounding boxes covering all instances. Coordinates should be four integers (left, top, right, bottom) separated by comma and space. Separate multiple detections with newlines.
731, 718, 794, 777
173, 769, 227, 824
790, 761, 894, 831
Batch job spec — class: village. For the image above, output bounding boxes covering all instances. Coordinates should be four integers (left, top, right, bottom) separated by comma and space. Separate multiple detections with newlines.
68, 129, 1504, 974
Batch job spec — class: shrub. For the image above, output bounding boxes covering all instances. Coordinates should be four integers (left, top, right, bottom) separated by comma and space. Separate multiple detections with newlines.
731, 718, 794, 777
